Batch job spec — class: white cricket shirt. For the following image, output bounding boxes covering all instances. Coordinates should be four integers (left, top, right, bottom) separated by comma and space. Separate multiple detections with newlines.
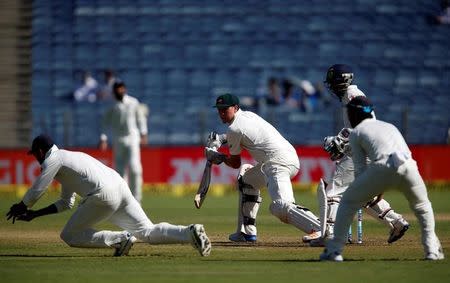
23, 145, 124, 212
101, 94, 147, 141
226, 109, 299, 167
349, 119, 412, 177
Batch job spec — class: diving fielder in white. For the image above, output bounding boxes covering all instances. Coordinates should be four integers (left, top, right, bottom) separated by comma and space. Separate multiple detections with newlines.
307, 64, 409, 245
205, 94, 320, 242
320, 97, 444, 261
100, 81, 147, 203
6, 134, 211, 257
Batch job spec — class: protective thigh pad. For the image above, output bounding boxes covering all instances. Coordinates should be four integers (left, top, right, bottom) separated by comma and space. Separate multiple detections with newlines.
317, 179, 328, 236
269, 200, 320, 233
238, 176, 261, 226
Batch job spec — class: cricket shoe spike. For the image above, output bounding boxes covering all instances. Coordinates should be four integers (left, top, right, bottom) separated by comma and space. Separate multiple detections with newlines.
229, 232, 257, 243
388, 218, 409, 244
319, 249, 344, 262
302, 231, 321, 243
189, 224, 212, 256
113, 233, 135, 257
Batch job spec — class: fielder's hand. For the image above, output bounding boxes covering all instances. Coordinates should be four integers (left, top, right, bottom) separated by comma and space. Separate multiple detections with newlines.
6, 201, 28, 224
205, 147, 226, 165
16, 210, 37, 222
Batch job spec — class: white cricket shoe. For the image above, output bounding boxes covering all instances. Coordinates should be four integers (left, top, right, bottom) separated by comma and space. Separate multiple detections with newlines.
302, 231, 321, 243
229, 232, 257, 243
388, 218, 409, 243
113, 233, 135, 257
425, 246, 445, 261
319, 249, 344, 262
189, 224, 212, 257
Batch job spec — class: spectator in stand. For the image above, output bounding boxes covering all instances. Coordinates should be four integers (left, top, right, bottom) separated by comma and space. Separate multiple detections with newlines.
97, 69, 119, 101
428, 0, 450, 25
281, 79, 301, 110
297, 79, 323, 113
73, 71, 98, 103
264, 77, 283, 106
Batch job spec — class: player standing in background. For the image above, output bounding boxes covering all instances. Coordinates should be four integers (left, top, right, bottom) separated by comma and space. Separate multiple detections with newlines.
205, 94, 321, 242
99, 81, 147, 203
305, 64, 409, 246
6, 134, 211, 257
320, 97, 444, 261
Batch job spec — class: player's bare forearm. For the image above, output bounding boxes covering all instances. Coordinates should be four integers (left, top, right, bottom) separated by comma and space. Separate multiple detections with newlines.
224, 155, 241, 169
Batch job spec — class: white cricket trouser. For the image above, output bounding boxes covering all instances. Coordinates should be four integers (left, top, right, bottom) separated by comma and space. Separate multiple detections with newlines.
326, 160, 442, 257
113, 136, 143, 203
60, 180, 190, 248
326, 155, 404, 227
236, 161, 304, 235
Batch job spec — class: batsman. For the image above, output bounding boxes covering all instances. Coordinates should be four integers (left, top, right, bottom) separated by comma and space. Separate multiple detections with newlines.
203, 94, 321, 242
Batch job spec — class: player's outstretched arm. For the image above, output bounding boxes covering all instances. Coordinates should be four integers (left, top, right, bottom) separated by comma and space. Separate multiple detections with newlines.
16, 204, 58, 222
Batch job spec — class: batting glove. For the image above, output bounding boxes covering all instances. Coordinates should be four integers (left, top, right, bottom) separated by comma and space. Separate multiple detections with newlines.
206, 132, 227, 150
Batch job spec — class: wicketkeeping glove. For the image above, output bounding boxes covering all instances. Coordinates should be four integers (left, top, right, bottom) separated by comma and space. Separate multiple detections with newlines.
205, 147, 226, 165
323, 128, 352, 161
6, 201, 28, 224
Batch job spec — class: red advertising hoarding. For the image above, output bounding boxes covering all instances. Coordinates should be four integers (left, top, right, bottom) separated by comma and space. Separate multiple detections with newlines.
0, 145, 449, 185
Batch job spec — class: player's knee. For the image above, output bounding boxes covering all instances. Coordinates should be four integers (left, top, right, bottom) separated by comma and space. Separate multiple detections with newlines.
269, 200, 289, 223
238, 164, 253, 178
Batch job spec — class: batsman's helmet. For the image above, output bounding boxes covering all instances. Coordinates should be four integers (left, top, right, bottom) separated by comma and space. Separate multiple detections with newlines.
346, 96, 374, 128
324, 64, 354, 100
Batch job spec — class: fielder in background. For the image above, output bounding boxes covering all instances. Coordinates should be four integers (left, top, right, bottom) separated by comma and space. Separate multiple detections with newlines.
206, 94, 321, 242
305, 64, 410, 246
6, 134, 211, 257
99, 81, 148, 203
320, 97, 444, 261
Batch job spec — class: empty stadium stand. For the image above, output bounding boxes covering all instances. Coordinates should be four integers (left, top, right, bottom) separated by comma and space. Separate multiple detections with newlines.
31, 0, 450, 146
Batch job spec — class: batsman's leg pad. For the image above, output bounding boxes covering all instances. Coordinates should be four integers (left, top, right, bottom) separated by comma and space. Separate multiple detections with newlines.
269, 199, 320, 234
317, 179, 328, 237
364, 198, 403, 229
238, 176, 261, 235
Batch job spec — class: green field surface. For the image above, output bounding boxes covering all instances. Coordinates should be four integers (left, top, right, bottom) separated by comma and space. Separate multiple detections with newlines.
0, 189, 449, 283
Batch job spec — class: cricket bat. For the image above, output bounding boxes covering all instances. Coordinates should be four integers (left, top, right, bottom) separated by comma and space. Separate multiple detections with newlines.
194, 160, 212, 209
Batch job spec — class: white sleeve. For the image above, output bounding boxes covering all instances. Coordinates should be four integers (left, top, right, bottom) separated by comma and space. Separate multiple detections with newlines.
227, 130, 242, 156
22, 157, 62, 208
136, 102, 148, 136
349, 132, 367, 177
100, 108, 112, 140
53, 191, 76, 212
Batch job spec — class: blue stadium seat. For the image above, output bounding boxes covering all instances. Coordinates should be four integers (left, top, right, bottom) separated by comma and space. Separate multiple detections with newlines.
31, 0, 450, 146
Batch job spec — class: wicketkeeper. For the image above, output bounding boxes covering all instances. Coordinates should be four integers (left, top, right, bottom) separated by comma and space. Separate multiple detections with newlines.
320, 97, 444, 261
204, 94, 320, 242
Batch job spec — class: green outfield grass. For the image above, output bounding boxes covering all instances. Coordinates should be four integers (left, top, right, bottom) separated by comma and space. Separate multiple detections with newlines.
0, 189, 449, 283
